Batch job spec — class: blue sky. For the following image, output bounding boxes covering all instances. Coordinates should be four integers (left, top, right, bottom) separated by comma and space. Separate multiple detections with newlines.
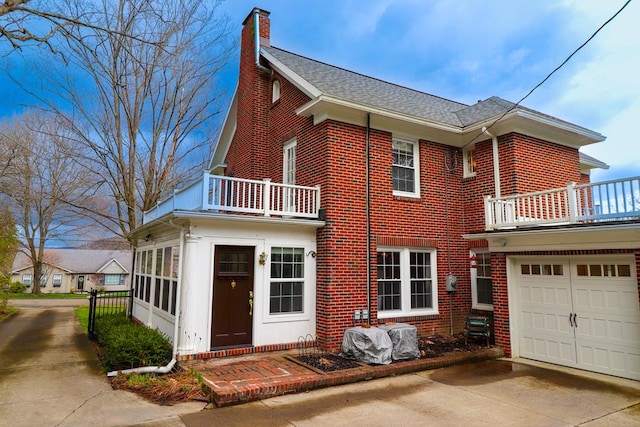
0, 0, 638, 183
215, 0, 640, 182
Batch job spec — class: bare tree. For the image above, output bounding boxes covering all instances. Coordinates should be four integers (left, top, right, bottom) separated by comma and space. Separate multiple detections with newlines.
0, 112, 91, 294
21, 0, 234, 237
1, 0, 159, 54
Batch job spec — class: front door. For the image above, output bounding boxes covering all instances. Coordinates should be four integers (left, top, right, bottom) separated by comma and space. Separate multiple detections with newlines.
77, 275, 85, 292
211, 246, 254, 348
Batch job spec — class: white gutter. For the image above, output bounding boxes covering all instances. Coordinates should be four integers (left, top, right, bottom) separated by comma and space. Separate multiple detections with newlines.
107, 224, 186, 378
253, 9, 272, 75
483, 127, 501, 197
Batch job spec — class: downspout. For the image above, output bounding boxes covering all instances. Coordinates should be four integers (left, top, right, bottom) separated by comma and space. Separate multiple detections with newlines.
483, 127, 501, 197
107, 223, 185, 377
365, 113, 371, 321
253, 10, 272, 75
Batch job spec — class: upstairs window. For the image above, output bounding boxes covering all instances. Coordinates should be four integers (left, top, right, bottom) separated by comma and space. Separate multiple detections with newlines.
272, 80, 281, 103
463, 146, 477, 178
392, 139, 419, 197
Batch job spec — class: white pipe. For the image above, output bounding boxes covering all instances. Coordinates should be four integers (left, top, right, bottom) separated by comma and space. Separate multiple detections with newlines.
253, 9, 272, 75
107, 358, 176, 377
483, 127, 501, 197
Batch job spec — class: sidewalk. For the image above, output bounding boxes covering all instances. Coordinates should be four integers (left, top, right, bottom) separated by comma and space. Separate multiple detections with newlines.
0, 306, 205, 427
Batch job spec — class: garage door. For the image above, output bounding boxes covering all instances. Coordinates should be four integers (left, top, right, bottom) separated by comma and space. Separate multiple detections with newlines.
515, 256, 640, 381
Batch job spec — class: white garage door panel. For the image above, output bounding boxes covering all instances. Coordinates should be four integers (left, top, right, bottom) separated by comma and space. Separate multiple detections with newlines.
515, 256, 640, 381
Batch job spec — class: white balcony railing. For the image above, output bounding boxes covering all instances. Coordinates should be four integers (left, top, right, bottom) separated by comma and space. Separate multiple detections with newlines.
143, 173, 321, 224
485, 176, 640, 230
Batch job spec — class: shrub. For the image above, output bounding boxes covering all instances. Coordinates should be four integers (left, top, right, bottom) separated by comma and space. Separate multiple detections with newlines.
94, 314, 172, 371
8, 281, 26, 293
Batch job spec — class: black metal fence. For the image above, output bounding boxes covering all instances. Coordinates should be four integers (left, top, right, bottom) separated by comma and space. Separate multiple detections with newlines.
87, 289, 133, 339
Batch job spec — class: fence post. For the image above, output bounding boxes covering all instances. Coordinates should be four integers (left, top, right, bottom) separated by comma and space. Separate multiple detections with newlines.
88, 289, 97, 338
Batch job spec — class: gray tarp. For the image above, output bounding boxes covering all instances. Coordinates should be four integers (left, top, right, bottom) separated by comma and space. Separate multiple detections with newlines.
379, 323, 420, 360
341, 326, 392, 365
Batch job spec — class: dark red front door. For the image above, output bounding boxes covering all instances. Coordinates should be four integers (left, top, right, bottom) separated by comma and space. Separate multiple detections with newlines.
211, 246, 254, 348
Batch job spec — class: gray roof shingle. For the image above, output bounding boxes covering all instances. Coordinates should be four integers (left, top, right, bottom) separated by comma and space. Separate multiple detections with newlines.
11, 249, 132, 274
264, 46, 470, 126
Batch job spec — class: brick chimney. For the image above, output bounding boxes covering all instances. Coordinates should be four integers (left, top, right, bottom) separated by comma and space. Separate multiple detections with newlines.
228, 8, 272, 179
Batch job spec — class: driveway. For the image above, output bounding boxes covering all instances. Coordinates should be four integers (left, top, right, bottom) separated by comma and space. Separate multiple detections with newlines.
0, 305, 205, 427
182, 359, 640, 426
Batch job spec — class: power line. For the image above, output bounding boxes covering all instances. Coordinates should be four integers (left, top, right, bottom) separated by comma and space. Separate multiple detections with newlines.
467, 0, 633, 145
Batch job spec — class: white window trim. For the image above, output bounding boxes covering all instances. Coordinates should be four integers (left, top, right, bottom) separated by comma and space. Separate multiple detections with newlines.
23, 274, 32, 286
471, 250, 493, 311
263, 243, 314, 324
52, 274, 63, 287
377, 247, 438, 318
272, 79, 281, 103
392, 138, 420, 198
463, 145, 477, 178
283, 138, 296, 185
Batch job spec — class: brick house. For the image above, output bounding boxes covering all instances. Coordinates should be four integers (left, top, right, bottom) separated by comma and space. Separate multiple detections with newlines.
130, 8, 640, 381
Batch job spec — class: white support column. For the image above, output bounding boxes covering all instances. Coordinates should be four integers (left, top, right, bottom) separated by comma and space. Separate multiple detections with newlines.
177, 233, 201, 355
263, 179, 271, 217
567, 182, 577, 223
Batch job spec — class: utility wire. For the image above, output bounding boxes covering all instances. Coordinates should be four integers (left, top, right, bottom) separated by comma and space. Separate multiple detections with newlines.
466, 0, 633, 145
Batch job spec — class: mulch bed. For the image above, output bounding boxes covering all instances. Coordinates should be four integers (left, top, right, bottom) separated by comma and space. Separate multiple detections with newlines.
110, 370, 206, 405
293, 334, 488, 373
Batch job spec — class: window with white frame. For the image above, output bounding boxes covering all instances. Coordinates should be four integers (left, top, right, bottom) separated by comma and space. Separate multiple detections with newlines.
283, 139, 296, 185
392, 139, 419, 196
40, 275, 48, 287
52, 274, 62, 287
463, 146, 477, 178
104, 274, 121, 285
23, 274, 32, 286
270, 247, 304, 314
377, 248, 437, 317
471, 251, 493, 310
272, 79, 281, 103
134, 245, 179, 315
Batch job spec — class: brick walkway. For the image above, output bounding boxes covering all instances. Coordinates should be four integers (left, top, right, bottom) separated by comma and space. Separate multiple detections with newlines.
183, 347, 504, 407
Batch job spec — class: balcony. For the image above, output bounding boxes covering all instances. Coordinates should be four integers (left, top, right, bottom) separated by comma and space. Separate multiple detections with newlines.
143, 173, 321, 224
484, 176, 640, 230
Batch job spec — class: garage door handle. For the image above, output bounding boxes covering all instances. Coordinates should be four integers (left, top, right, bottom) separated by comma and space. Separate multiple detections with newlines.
569, 313, 574, 327
573, 313, 577, 328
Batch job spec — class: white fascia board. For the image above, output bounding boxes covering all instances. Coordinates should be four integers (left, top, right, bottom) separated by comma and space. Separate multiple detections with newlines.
261, 49, 322, 99
97, 258, 129, 274
207, 88, 238, 171
296, 95, 463, 134
463, 110, 605, 146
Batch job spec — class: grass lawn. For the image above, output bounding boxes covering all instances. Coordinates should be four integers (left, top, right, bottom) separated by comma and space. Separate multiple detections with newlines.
75, 306, 89, 333
0, 305, 19, 322
7, 292, 89, 299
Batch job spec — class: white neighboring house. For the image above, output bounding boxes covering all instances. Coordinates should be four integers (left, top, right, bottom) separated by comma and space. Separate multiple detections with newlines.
11, 249, 132, 293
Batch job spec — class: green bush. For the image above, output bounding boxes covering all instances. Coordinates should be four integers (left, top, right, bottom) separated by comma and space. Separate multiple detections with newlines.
8, 281, 26, 293
94, 314, 172, 371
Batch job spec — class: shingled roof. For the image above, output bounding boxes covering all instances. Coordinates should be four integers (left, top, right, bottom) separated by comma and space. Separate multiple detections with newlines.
263, 46, 600, 135
11, 249, 132, 274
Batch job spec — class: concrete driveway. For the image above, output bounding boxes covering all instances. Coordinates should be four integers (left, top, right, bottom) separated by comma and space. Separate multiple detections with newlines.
182, 359, 640, 427
0, 305, 206, 427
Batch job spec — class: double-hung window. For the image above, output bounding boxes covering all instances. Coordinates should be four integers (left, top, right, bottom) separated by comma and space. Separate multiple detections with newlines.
270, 247, 304, 314
104, 274, 120, 286
40, 275, 48, 287
392, 139, 419, 197
377, 248, 437, 317
471, 252, 493, 310
463, 146, 477, 178
23, 274, 32, 287
52, 274, 62, 287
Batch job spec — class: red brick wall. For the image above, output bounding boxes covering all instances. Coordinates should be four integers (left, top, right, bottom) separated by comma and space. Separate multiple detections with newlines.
226, 10, 272, 180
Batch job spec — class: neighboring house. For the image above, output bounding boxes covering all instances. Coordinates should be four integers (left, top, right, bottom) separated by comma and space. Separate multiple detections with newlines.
130, 9, 640, 381
11, 249, 132, 293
